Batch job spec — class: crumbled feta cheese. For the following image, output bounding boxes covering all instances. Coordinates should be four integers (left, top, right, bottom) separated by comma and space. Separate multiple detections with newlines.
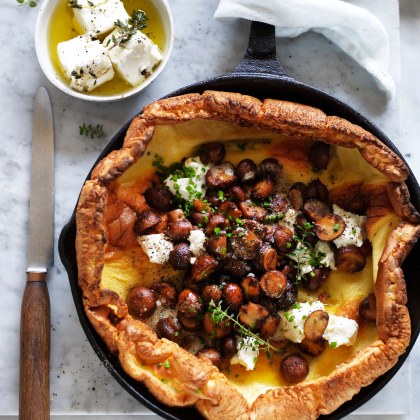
314, 240, 337, 270
280, 301, 325, 343
104, 29, 162, 86
138, 234, 173, 264
230, 337, 259, 371
57, 35, 114, 92
332, 204, 367, 249
279, 208, 298, 231
188, 229, 206, 256
280, 301, 359, 347
164, 157, 211, 203
323, 315, 359, 347
72, 0, 129, 36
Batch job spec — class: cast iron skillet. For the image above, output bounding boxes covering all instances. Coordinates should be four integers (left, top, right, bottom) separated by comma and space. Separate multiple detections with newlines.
59, 22, 420, 419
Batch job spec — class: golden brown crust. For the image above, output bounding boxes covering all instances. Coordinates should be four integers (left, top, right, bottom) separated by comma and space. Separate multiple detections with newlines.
376, 223, 420, 351
386, 182, 420, 224
75, 90, 419, 419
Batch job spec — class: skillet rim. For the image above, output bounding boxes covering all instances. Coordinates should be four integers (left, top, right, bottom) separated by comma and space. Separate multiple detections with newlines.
58, 22, 420, 420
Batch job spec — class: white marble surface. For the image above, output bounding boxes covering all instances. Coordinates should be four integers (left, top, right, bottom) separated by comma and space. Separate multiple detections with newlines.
0, 0, 419, 418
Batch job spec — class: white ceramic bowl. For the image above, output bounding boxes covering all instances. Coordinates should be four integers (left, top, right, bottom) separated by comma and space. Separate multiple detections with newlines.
35, 0, 174, 102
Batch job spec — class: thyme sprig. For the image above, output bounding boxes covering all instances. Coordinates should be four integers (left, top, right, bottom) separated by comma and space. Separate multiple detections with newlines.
106, 10, 148, 49
287, 222, 325, 282
16, 0, 37, 7
208, 300, 281, 359
79, 123, 106, 139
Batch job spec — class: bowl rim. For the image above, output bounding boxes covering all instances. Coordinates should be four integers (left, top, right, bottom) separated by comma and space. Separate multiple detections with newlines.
34, 0, 174, 102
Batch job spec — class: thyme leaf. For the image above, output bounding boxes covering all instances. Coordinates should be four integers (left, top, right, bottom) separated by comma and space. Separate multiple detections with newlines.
108, 10, 148, 49
16, 0, 37, 7
79, 123, 106, 139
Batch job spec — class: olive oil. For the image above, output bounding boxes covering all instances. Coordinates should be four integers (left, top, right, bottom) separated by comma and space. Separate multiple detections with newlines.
48, 0, 166, 96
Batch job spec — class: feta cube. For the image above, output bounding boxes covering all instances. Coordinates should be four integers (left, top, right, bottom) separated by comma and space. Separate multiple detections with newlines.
280, 301, 325, 343
230, 337, 259, 371
104, 29, 163, 86
164, 157, 210, 203
314, 240, 337, 270
57, 35, 114, 92
188, 229, 206, 256
333, 204, 367, 249
323, 315, 359, 347
72, 0, 129, 36
138, 234, 173, 264
279, 208, 298, 232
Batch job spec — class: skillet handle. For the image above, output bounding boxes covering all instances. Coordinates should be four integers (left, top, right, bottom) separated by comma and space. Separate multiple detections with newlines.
233, 21, 290, 79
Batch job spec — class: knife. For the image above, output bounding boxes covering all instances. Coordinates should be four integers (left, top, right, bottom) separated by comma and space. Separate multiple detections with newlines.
19, 87, 54, 420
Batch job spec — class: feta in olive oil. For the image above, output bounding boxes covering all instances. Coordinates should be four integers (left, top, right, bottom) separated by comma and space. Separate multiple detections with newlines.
48, 0, 166, 96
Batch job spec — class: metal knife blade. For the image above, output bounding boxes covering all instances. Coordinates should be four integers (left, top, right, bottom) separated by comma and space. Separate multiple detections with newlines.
27, 86, 54, 273
19, 87, 54, 420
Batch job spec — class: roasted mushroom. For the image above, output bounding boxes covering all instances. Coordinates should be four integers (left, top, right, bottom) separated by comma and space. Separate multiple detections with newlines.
270, 194, 290, 213
335, 245, 366, 272
201, 284, 223, 306
167, 220, 193, 241
238, 200, 267, 221
303, 199, 330, 222
179, 314, 202, 332
134, 211, 162, 235
254, 242, 278, 272
230, 229, 261, 260
191, 254, 219, 281
304, 310, 329, 342
219, 201, 242, 219
260, 314, 280, 340
289, 183, 307, 210
126, 287, 156, 319
207, 233, 228, 258
258, 158, 282, 181
196, 348, 222, 368
151, 281, 177, 308
260, 270, 287, 299
223, 283, 244, 312
314, 214, 346, 241
169, 243, 193, 270
238, 302, 270, 330
273, 225, 296, 253
206, 162, 237, 190
221, 336, 237, 359
205, 214, 226, 236
198, 142, 226, 164
308, 141, 331, 170
144, 187, 173, 212
178, 289, 203, 319
203, 312, 232, 339
235, 159, 258, 183
224, 256, 251, 278
252, 178, 274, 200
241, 274, 260, 302
304, 267, 330, 292
156, 317, 183, 343
298, 338, 327, 357
280, 353, 309, 383
306, 179, 329, 202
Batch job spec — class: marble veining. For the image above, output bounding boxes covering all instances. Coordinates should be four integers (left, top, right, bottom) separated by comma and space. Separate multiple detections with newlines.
0, 0, 419, 418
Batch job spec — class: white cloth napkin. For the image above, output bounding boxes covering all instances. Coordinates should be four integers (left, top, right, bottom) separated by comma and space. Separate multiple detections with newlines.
214, 0, 395, 99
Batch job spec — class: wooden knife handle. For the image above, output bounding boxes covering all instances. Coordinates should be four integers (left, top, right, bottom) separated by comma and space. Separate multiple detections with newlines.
20, 274, 50, 420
